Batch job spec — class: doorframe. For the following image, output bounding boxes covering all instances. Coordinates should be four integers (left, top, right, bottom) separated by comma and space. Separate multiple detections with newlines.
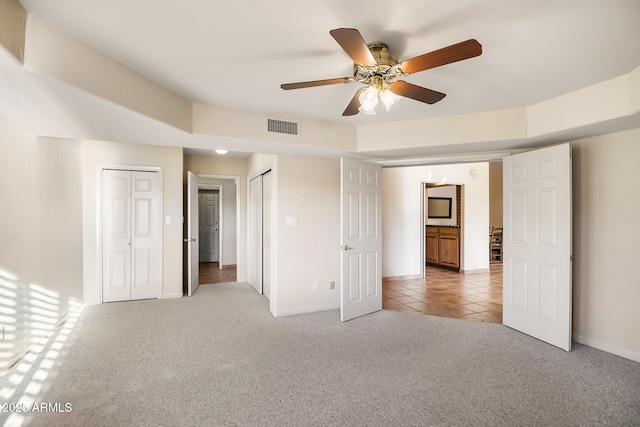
420, 182, 465, 278
96, 164, 164, 304
198, 185, 223, 267
196, 174, 241, 273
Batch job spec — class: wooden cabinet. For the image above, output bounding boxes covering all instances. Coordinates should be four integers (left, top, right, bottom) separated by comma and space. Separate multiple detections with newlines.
425, 226, 460, 270
425, 229, 439, 264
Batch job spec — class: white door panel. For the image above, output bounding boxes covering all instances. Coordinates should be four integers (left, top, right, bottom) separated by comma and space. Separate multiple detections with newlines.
199, 191, 219, 263
503, 143, 572, 351
340, 158, 382, 322
103, 170, 132, 302
131, 172, 161, 300
187, 171, 199, 296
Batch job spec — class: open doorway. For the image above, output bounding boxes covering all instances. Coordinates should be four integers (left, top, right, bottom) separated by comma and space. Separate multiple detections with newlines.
195, 176, 239, 285
381, 162, 504, 322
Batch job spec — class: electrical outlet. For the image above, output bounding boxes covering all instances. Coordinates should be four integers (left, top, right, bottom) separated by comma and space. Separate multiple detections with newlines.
330, 281, 335, 290
313, 282, 319, 293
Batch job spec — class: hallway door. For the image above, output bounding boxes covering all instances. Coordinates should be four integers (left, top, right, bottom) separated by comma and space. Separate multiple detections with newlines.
199, 190, 219, 263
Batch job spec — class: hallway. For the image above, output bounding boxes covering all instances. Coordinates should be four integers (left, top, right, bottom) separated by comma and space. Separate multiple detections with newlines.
199, 262, 237, 284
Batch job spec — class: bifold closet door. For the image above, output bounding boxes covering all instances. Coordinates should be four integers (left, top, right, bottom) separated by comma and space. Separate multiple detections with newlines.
248, 175, 263, 294
262, 172, 272, 300
102, 170, 161, 303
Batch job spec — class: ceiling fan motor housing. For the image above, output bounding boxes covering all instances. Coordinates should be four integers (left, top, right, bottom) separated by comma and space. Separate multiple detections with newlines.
353, 43, 402, 90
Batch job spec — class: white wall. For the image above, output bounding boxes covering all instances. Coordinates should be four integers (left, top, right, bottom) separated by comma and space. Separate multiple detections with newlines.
382, 162, 489, 277
0, 118, 83, 368
82, 139, 184, 303
571, 128, 640, 360
271, 155, 341, 316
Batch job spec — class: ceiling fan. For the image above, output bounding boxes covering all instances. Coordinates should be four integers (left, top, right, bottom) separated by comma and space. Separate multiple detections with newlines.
281, 28, 482, 116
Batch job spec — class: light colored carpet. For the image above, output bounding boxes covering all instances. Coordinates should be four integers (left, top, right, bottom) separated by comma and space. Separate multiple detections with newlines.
5, 282, 640, 426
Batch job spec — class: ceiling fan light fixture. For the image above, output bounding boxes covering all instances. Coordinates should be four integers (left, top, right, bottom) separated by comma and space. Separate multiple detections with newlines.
379, 89, 401, 111
358, 86, 379, 115
214, 149, 228, 155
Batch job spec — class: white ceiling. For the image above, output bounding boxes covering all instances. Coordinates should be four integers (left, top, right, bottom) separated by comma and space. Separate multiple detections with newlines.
5, 0, 640, 158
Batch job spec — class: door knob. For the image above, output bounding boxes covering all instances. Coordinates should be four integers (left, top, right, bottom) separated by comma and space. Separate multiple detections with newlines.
342, 245, 354, 251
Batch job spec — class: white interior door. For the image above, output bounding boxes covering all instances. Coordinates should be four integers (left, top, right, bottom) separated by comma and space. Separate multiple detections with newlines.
103, 170, 132, 302
103, 169, 161, 303
187, 171, 199, 296
248, 175, 263, 294
262, 172, 272, 300
199, 191, 219, 263
503, 143, 572, 351
130, 171, 161, 300
340, 158, 382, 322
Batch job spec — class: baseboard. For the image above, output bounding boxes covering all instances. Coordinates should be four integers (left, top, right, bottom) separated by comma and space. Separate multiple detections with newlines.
383, 274, 421, 282
161, 292, 183, 299
573, 333, 640, 363
461, 268, 490, 274
273, 303, 339, 318
222, 264, 237, 270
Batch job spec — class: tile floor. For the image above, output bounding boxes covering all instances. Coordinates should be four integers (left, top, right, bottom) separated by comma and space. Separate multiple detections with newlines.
199, 262, 237, 284
383, 263, 503, 323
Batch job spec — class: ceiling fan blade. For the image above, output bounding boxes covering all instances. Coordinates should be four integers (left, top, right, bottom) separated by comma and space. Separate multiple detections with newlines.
281, 77, 351, 90
399, 39, 482, 74
343, 88, 365, 116
330, 28, 377, 66
389, 81, 446, 104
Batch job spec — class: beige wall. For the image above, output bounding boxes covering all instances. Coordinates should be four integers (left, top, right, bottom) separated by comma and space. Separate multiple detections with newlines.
489, 161, 503, 228
82, 139, 184, 303
272, 155, 340, 316
571, 128, 640, 360
0, 0, 26, 63
0, 118, 83, 368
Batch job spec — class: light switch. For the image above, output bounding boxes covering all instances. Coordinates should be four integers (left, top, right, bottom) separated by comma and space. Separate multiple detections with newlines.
285, 216, 298, 226
165, 216, 171, 224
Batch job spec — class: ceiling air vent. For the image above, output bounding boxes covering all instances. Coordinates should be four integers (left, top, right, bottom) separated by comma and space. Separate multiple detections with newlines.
267, 118, 299, 136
